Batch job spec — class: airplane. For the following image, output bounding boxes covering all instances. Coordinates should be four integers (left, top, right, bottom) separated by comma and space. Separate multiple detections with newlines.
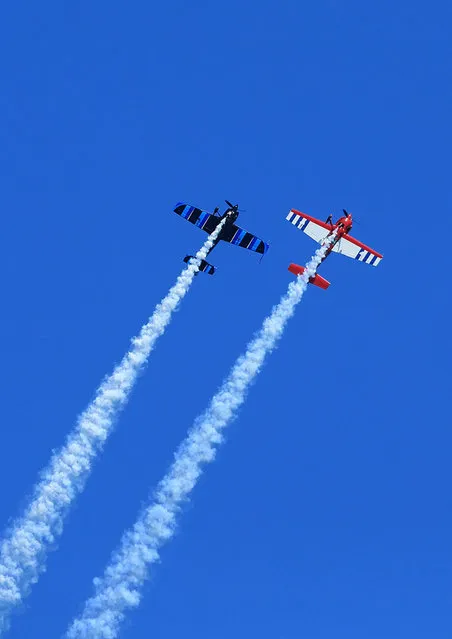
286, 208, 383, 290
173, 200, 269, 274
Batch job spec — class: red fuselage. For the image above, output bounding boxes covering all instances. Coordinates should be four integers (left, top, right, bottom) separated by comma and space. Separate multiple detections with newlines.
321, 214, 353, 264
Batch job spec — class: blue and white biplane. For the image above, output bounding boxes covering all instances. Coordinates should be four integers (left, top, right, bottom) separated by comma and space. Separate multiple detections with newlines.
173, 200, 269, 274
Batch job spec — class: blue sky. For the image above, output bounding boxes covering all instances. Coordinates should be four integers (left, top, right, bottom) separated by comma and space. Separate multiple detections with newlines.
0, 1, 450, 637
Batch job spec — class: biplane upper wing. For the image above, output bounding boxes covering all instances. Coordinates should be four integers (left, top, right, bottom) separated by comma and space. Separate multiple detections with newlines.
173, 202, 220, 234
286, 209, 383, 266
220, 223, 269, 255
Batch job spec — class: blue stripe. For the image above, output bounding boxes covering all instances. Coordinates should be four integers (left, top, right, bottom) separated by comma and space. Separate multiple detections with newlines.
287, 212, 296, 223
181, 205, 193, 220
196, 211, 210, 228
299, 218, 309, 230
370, 254, 378, 265
249, 236, 259, 251
232, 229, 246, 245
356, 249, 364, 261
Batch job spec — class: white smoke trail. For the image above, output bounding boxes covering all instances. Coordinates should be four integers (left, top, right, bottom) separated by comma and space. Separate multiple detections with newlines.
0, 220, 226, 634
65, 236, 335, 639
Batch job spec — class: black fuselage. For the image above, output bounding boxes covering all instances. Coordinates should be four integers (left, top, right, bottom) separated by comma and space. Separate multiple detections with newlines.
206, 207, 240, 256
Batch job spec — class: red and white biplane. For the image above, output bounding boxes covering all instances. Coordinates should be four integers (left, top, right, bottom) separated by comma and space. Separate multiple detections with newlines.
286, 209, 383, 290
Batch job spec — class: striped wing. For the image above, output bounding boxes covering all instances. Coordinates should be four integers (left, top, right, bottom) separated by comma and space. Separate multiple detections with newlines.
331, 235, 383, 266
286, 209, 331, 243
173, 203, 219, 234
222, 224, 269, 255
286, 209, 383, 267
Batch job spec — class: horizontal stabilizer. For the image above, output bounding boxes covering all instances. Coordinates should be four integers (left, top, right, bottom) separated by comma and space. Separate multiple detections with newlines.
183, 255, 216, 275
288, 263, 330, 290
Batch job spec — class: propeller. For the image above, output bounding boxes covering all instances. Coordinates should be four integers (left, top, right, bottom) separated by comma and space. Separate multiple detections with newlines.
342, 208, 360, 225
225, 199, 243, 212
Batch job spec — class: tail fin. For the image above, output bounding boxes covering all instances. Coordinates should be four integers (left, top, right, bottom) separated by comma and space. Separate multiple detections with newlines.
288, 263, 330, 290
184, 255, 216, 275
